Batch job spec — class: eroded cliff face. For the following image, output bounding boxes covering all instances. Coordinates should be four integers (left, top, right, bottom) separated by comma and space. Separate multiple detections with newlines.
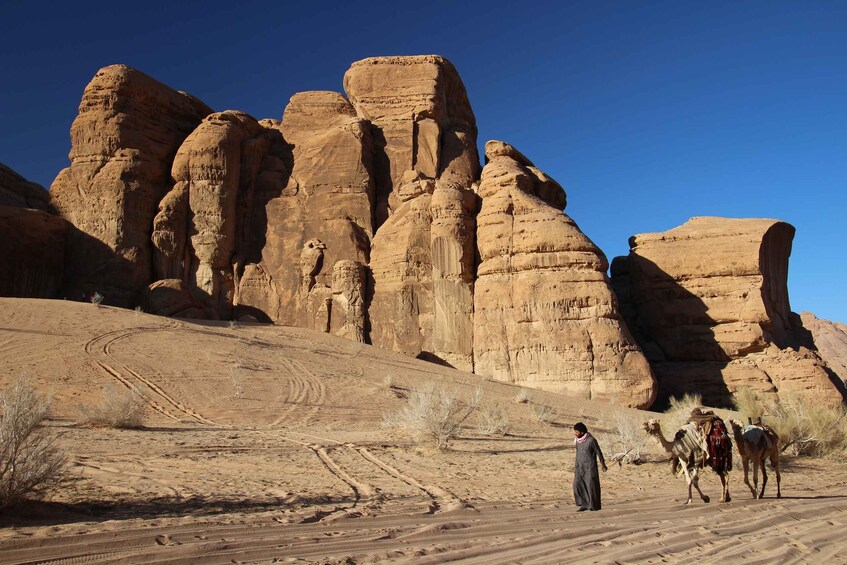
346, 56, 480, 369
612, 217, 845, 406
50, 65, 212, 306
474, 141, 656, 408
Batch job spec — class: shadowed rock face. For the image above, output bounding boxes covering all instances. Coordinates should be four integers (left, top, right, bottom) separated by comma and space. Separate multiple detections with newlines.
473, 141, 656, 409
50, 65, 212, 306
612, 217, 846, 406
0, 165, 68, 298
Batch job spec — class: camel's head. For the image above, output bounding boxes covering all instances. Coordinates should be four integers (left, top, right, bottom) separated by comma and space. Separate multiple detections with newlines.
642, 418, 660, 435
728, 419, 743, 432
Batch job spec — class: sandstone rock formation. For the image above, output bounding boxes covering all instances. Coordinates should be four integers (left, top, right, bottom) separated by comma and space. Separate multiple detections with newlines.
236, 92, 373, 332
38, 55, 847, 410
612, 217, 845, 406
347, 57, 480, 370
50, 65, 212, 306
800, 312, 847, 386
138, 279, 219, 320
473, 141, 656, 408
0, 165, 68, 298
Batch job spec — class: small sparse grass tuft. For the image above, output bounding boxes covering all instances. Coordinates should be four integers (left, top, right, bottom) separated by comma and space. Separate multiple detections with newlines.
476, 401, 511, 436
79, 384, 147, 429
515, 389, 530, 404
532, 404, 558, 425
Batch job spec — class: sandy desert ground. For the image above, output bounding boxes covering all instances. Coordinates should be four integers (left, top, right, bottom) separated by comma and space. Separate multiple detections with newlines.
1, 298, 846, 564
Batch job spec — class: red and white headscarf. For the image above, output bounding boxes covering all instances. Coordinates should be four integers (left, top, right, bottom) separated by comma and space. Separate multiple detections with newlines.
575, 432, 591, 445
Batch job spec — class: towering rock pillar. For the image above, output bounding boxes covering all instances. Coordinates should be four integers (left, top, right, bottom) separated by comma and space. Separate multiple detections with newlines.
50, 65, 211, 306
474, 141, 656, 408
344, 55, 479, 368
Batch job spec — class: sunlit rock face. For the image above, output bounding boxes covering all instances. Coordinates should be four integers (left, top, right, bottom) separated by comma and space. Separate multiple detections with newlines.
473, 141, 656, 409
346, 56, 479, 370
612, 217, 846, 406
50, 65, 212, 306
43, 55, 845, 410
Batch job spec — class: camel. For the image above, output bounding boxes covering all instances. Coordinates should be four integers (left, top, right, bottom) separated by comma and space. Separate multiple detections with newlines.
728, 420, 781, 499
643, 418, 731, 505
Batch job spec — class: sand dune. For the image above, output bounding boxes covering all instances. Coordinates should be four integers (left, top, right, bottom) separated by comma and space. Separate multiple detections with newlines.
1, 299, 845, 564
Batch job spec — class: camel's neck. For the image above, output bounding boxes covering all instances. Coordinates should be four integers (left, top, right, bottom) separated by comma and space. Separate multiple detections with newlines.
730, 426, 744, 445
649, 430, 676, 454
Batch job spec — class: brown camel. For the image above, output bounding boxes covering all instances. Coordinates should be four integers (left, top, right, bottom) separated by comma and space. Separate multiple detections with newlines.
643, 418, 731, 505
728, 419, 781, 499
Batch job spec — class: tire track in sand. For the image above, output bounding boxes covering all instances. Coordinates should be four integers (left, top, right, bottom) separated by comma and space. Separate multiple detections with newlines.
84, 324, 216, 425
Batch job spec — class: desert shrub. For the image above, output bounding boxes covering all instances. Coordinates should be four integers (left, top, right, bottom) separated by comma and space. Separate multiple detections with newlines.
383, 382, 481, 449
0, 377, 66, 509
476, 401, 511, 436
608, 409, 646, 464
231, 364, 244, 399
663, 393, 704, 433
383, 375, 395, 389
532, 404, 558, 425
732, 387, 767, 423
90, 292, 104, 306
514, 389, 530, 404
80, 384, 147, 429
737, 389, 847, 457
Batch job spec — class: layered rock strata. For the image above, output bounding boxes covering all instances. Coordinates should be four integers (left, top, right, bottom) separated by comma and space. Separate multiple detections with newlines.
612, 217, 845, 406
50, 65, 211, 306
473, 141, 656, 408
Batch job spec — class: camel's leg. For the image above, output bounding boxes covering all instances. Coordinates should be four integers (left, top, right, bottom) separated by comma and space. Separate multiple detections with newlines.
720, 473, 731, 503
679, 462, 697, 505
742, 457, 755, 498
771, 452, 781, 499
759, 457, 769, 499
692, 469, 710, 503
752, 459, 761, 499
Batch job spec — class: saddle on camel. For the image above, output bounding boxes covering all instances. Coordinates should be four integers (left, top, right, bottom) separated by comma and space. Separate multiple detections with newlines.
682, 407, 733, 476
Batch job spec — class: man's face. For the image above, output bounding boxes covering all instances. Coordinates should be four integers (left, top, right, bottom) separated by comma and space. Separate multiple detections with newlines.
574, 429, 584, 438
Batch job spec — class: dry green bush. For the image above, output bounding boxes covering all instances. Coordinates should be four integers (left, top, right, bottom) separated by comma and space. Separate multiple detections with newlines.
608, 409, 647, 464
734, 388, 847, 457
383, 382, 481, 449
79, 384, 147, 429
663, 393, 704, 432
0, 377, 66, 509
476, 401, 511, 436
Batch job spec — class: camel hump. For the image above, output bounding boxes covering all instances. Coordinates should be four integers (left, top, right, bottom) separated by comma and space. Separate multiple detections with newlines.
742, 425, 767, 445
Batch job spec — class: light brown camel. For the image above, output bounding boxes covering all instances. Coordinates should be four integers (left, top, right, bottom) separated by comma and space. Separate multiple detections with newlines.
729, 419, 781, 499
643, 418, 731, 505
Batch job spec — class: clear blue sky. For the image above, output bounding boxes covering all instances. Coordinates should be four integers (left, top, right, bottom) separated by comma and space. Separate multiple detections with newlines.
2, 1, 845, 323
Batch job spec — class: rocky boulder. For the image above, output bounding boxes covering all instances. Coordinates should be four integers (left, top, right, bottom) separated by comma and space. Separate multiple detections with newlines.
50, 65, 211, 307
138, 279, 219, 319
473, 141, 656, 408
612, 217, 845, 406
